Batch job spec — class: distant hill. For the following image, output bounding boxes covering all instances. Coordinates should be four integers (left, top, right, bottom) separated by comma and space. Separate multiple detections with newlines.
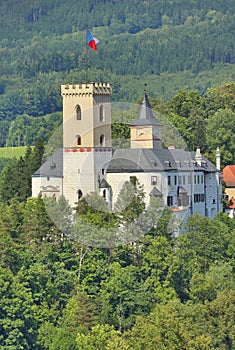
0, 0, 234, 146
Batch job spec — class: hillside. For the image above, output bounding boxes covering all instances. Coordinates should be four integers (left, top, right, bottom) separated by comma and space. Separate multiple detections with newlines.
0, 0, 234, 148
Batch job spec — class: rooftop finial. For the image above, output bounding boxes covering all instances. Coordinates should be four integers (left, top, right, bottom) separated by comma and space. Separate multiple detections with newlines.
216, 147, 220, 171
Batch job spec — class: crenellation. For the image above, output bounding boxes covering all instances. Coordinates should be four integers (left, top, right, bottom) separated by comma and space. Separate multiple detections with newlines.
61, 82, 112, 97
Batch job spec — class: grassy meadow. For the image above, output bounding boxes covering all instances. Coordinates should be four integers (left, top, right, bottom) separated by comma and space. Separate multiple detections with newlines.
0, 146, 29, 159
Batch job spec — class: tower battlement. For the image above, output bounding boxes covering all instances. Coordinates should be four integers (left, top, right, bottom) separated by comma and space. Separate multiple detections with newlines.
61, 82, 112, 96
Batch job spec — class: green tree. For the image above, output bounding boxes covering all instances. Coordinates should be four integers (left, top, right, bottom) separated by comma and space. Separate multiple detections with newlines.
206, 109, 235, 165
76, 324, 121, 350
0, 267, 38, 349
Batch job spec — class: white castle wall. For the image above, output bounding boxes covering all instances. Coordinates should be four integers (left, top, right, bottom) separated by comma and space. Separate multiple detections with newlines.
63, 147, 112, 206
32, 176, 62, 200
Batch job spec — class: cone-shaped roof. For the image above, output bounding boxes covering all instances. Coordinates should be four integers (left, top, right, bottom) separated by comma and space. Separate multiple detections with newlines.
130, 91, 162, 127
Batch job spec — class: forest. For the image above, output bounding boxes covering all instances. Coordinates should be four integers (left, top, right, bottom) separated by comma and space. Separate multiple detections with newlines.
1, 170, 235, 349
0, 0, 235, 348
0, 0, 234, 148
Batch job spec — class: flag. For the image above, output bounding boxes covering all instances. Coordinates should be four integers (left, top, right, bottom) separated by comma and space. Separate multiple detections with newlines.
87, 29, 99, 51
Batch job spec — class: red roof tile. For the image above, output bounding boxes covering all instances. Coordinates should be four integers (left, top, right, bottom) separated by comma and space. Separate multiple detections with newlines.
223, 165, 235, 187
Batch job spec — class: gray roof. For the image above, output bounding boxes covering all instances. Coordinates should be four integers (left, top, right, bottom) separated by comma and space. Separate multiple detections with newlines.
32, 146, 217, 180
178, 186, 187, 194
149, 186, 163, 197
32, 149, 63, 178
129, 91, 162, 127
107, 148, 216, 173
99, 178, 111, 188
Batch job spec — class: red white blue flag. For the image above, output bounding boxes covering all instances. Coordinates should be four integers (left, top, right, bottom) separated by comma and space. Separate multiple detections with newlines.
87, 29, 99, 51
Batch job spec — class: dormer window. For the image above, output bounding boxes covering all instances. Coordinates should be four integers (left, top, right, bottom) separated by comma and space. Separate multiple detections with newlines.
76, 105, 81, 120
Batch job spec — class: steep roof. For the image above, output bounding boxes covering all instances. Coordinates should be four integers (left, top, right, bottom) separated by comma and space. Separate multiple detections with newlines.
149, 186, 163, 197
99, 178, 111, 188
223, 165, 235, 187
32, 149, 63, 178
129, 91, 162, 127
107, 148, 216, 173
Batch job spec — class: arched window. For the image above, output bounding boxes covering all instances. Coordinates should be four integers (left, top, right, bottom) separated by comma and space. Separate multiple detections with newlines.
77, 189, 83, 200
100, 134, 105, 146
76, 105, 81, 120
76, 135, 81, 146
99, 104, 104, 122
103, 189, 106, 199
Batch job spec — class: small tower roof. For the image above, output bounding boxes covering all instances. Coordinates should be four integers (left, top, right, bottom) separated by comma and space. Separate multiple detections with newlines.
130, 90, 162, 127
99, 178, 111, 188
149, 186, 163, 197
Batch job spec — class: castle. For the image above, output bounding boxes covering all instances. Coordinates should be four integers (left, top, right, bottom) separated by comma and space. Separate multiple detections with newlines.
32, 82, 222, 223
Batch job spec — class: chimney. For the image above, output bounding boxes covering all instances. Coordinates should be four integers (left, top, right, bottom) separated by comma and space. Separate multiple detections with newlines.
216, 147, 220, 171
195, 147, 202, 166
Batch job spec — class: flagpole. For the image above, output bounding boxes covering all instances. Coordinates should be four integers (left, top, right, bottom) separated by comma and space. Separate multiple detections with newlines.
86, 24, 89, 84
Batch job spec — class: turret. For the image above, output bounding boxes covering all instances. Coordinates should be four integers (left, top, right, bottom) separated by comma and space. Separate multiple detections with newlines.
216, 147, 221, 171
129, 89, 162, 149
195, 146, 202, 166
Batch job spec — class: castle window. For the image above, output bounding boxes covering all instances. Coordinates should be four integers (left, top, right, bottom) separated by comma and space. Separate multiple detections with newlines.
174, 176, 177, 185
77, 189, 83, 200
167, 196, 173, 206
76, 105, 81, 120
77, 135, 81, 146
99, 105, 104, 122
168, 176, 171, 186
100, 134, 105, 146
151, 176, 158, 185
194, 193, 205, 203
103, 189, 106, 199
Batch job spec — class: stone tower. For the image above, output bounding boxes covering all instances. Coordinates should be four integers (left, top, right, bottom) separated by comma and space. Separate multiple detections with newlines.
61, 82, 112, 206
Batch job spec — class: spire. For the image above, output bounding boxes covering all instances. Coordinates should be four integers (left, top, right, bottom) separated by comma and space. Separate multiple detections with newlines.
130, 87, 161, 127
195, 146, 202, 166
216, 147, 220, 171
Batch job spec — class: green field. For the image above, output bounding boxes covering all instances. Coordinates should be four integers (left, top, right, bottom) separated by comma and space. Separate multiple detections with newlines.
0, 146, 29, 159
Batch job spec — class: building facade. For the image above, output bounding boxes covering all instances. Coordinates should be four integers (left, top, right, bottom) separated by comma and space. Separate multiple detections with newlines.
32, 81, 223, 221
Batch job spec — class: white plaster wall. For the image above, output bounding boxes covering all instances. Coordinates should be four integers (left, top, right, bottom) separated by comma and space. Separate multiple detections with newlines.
107, 170, 195, 208
32, 176, 62, 199
63, 149, 112, 206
